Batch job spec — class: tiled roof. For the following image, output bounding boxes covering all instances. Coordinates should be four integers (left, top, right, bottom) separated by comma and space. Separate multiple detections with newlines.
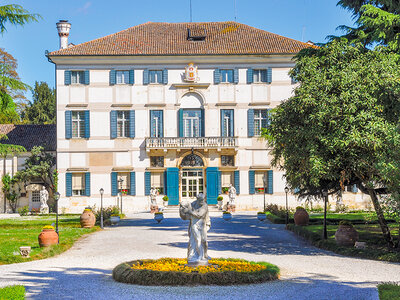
0, 125, 56, 152
48, 22, 314, 56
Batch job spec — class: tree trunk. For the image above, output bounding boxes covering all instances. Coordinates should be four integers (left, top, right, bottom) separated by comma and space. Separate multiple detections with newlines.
368, 188, 395, 249
2, 156, 6, 213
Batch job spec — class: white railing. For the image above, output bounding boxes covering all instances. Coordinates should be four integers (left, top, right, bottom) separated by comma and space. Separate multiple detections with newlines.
145, 137, 237, 149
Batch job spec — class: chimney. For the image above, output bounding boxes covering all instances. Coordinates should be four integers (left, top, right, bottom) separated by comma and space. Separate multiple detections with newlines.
56, 20, 71, 49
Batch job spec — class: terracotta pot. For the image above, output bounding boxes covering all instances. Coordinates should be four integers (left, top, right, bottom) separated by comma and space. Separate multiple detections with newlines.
80, 210, 96, 228
294, 209, 309, 226
38, 229, 58, 247
335, 225, 359, 247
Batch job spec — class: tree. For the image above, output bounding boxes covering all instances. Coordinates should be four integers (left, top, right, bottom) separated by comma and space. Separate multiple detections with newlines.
23, 82, 56, 124
1, 173, 21, 213
0, 4, 39, 34
263, 40, 400, 248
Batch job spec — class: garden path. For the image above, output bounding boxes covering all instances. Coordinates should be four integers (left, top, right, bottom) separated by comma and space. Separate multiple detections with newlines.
0, 211, 399, 299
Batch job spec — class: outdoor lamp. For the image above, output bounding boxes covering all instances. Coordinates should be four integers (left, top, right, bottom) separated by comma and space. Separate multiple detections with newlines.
54, 192, 60, 243
100, 188, 104, 229
118, 178, 124, 214
284, 186, 289, 229
322, 190, 328, 239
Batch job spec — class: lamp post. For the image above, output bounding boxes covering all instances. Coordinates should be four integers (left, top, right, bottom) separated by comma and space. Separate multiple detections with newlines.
99, 188, 104, 229
284, 186, 289, 229
118, 178, 123, 215
322, 190, 328, 239
263, 174, 267, 212
54, 192, 60, 243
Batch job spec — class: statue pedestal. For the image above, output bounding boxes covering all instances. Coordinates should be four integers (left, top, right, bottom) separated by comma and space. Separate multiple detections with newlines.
227, 204, 236, 212
150, 205, 159, 213
185, 260, 209, 267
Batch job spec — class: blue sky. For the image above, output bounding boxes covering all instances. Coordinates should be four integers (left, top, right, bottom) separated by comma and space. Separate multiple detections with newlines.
2, 0, 354, 101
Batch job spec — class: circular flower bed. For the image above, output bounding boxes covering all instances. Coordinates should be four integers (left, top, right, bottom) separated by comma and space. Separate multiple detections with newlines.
112, 258, 279, 286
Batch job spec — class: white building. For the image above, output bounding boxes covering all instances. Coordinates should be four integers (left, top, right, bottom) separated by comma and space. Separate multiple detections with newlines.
46, 21, 367, 213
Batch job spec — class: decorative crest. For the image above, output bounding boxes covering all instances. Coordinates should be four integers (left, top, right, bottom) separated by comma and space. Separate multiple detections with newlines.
185, 63, 199, 82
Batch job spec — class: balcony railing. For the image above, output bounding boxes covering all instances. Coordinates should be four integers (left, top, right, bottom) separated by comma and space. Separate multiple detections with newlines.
145, 137, 237, 150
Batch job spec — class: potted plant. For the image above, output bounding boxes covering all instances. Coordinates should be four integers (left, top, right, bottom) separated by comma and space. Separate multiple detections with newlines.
38, 225, 58, 247
80, 207, 96, 228
217, 196, 223, 209
110, 214, 121, 225
154, 212, 164, 223
222, 187, 229, 194
294, 206, 309, 226
162, 195, 169, 207
222, 211, 232, 221
335, 220, 359, 247
257, 211, 267, 221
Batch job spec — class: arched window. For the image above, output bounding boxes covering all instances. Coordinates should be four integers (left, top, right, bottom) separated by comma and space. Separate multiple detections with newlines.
180, 154, 204, 167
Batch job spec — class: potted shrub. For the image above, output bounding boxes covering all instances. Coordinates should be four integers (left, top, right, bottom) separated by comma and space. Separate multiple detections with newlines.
38, 225, 58, 247
222, 211, 232, 221
110, 214, 121, 225
335, 220, 359, 247
294, 206, 309, 226
162, 195, 169, 207
154, 212, 164, 223
257, 211, 267, 221
80, 208, 96, 228
217, 196, 223, 209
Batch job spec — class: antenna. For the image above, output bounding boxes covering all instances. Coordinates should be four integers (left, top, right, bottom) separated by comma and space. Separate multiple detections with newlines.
234, 0, 237, 21
190, 0, 192, 22
301, 26, 306, 42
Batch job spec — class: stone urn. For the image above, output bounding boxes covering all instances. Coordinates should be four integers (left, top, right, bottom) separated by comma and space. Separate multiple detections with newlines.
335, 223, 359, 247
294, 207, 309, 226
80, 208, 96, 228
38, 226, 58, 247
257, 212, 267, 221
154, 212, 164, 223
223, 212, 232, 221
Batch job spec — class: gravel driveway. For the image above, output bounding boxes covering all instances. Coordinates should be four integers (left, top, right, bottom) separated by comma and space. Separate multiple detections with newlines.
0, 212, 399, 300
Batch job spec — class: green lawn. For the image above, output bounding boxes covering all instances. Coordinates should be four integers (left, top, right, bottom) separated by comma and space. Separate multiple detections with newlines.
378, 282, 400, 300
0, 215, 99, 265
0, 285, 25, 300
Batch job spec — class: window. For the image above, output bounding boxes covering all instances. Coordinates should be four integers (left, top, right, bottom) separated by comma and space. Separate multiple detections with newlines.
31, 191, 40, 202
72, 173, 85, 196
221, 109, 234, 137
255, 171, 267, 194
253, 69, 268, 83
220, 69, 234, 83
151, 156, 164, 167
221, 155, 234, 166
71, 71, 85, 84
183, 110, 201, 137
151, 172, 164, 194
149, 70, 163, 84
72, 111, 85, 138
117, 172, 130, 195
117, 111, 130, 138
116, 71, 129, 84
150, 110, 163, 138
253, 109, 268, 136
221, 171, 234, 193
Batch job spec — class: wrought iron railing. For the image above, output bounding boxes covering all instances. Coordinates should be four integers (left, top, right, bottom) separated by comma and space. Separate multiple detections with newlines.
145, 137, 237, 149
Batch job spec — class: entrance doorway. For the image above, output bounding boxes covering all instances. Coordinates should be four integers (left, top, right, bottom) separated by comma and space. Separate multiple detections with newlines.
181, 169, 204, 201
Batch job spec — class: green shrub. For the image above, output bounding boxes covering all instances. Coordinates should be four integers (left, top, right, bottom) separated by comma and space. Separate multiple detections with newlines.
265, 204, 288, 218
217, 196, 223, 201
162, 195, 169, 201
94, 206, 120, 223
339, 220, 353, 227
222, 187, 229, 193
296, 206, 306, 211
17, 206, 29, 216
378, 282, 400, 300
0, 285, 25, 300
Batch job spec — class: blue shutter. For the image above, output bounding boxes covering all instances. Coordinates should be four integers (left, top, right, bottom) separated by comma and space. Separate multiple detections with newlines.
65, 111, 72, 139
162, 69, 168, 85
159, 110, 164, 137
129, 70, 135, 85
150, 111, 156, 137
351, 184, 358, 193
179, 109, 184, 137
84, 70, 90, 85
214, 69, 221, 84
267, 68, 272, 83
166, 168, 179, 205
229, 110, 234, 137
206, 167, 219, 205
145, 171, 151, 196
64, 71, 71, 85
227, 70, 233, 83
111, 172, 118, 196
267, 170, 273, 194
233, 68, 239, 84
143, 69, 149, 85
248, 109, 255, 137
85, 172, 91, 196
130, 172, 136, 196
218, 170, 222, 195
84, 110, 90, 138
247, 68, 253, 84
110, 111, 117, 139
200, 108, 205, 137
110, 70, 116, 85
249, 170, 255, 194
129, 110, 135, 138
66, 173, 72, 197
220, 109, 224, 136
234, 170, 240, 195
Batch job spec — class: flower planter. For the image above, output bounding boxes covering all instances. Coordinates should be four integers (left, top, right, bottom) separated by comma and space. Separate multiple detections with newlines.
217, 200, 223, 210
38, 228, 58, 247
294, 208, 309, 226
80, 209, 96, 228
257, 213, 267, 221
335, 225, 359, 247
163, 201, 168, 207
223, 212, 232, 221
154, 213, 164, 223
110, 216, 121, 225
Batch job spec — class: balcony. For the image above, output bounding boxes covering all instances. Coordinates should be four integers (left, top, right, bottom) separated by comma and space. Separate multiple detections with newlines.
145, 137, 237, 151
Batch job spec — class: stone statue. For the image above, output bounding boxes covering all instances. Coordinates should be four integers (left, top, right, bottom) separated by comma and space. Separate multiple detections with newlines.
179, 193, 211, 266
228, 184, 236, 205
40, 186, 49, 214
150, 187, 158, 206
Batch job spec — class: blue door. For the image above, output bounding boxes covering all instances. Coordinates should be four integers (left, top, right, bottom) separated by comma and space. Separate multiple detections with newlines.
165, 168, 179, 205
206, 167, 219, 205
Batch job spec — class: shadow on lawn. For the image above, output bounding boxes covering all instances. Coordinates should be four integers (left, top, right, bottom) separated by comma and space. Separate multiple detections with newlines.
10, 267, 378, 299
